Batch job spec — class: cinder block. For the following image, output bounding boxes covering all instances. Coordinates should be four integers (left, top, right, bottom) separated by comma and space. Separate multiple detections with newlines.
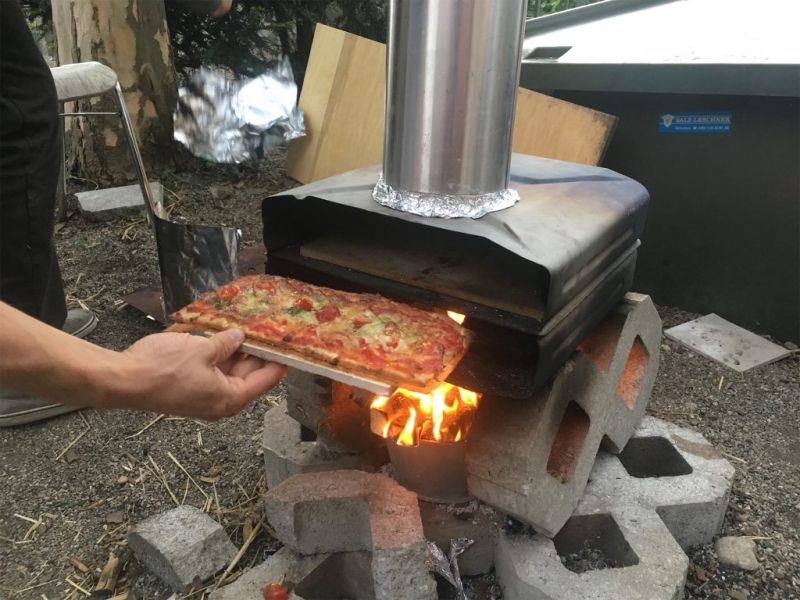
494, 417, 734, 599
419, 501, 500, 576
285, 369, 383, 453
210, 547, 328, 600
466, 293, 662, 537
76, 181, 162, 221
265, 470, 436, 600
210, 547, 377, 600
128, 505, 236, 593
589, 416, 735, 550
262, 401, 384, 489
496, 505, 688, 600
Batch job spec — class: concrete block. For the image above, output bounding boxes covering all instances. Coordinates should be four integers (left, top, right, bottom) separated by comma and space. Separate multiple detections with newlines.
589, 416, 735, 550
265, 470, 436, 600
262, 401, 383, 489
419, 501, 500, 576
128, 505, 236, 593
210, 547, 328, 600
284, 369, 383, 453
494, 417, 733, 599
465, 293, 662, 537
76, 181, 162, 221
210, 547, 377, 600
496, 505, 688, 600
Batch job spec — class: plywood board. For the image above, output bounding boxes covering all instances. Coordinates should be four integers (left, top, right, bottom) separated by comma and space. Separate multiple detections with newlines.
665, 313, 790, 372
512, 87, 617, 165
286, 24, 386, 184
286, 25, 617, 184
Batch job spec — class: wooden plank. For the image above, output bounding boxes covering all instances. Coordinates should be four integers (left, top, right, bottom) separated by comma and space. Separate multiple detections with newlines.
512, 87, 617, 165
286, 24, 386, 183
286, 25, 617, 184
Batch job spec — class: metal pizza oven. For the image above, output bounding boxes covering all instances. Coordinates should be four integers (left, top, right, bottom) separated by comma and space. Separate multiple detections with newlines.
262, 155, 648, 400
261, 0, 650, 399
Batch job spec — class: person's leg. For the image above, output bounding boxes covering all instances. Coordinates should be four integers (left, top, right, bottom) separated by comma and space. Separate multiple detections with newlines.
0, 1, 95, 426
0, 0, 66, 328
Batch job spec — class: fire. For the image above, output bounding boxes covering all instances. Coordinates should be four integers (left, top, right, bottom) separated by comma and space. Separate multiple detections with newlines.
447, 311, 466, 324
370, 382, 479, 446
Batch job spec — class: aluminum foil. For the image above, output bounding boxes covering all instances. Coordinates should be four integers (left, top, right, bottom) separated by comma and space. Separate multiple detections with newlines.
174, 57, 304, 163
372, 174, 520, 219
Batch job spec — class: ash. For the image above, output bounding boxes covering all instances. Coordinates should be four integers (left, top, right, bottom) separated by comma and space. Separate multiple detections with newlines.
559, 541, 621, 573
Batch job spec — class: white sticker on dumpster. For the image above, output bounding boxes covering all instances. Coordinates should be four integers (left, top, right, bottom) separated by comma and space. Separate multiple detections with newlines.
658, 112, 731, 134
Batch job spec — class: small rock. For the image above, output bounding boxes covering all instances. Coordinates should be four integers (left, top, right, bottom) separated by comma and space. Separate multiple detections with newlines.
715, 536, 760, 571
106, 511, 125, 524
784, 341, 797, 351
128, 505, 236, 593
117, 476, 129, 485
729, 589, 748, 600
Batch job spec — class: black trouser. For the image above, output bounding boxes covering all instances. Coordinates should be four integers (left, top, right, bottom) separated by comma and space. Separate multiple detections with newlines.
0, 0, 66, 328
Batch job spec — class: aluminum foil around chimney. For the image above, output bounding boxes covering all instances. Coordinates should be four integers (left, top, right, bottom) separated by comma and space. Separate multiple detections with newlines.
373, 0, 527, 219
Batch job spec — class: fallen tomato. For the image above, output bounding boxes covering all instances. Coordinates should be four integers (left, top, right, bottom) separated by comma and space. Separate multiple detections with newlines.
264, 581, 289, 600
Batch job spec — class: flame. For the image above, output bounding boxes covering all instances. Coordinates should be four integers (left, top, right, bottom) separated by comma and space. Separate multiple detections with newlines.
447, 311, 466, 324
370, 382, 480, 446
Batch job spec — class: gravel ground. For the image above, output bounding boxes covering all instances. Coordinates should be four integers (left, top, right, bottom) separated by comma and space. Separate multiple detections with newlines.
0, 153, 797, 600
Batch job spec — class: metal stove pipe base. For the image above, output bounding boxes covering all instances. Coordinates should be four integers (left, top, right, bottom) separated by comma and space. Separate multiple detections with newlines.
386, 438, 471, 504
372, 173, 520, 219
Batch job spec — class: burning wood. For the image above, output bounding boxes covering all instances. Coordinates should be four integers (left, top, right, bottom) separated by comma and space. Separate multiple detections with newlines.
370, 382, 480, 446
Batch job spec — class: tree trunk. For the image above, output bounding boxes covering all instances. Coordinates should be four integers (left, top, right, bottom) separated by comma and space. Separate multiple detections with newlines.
51, 0, 177, 184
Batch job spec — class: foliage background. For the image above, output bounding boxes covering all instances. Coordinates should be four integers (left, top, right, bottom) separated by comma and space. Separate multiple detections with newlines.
21, 0, 599, 83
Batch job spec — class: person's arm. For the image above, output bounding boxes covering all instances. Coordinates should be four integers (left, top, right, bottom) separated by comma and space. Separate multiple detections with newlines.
0, 301, 285, 420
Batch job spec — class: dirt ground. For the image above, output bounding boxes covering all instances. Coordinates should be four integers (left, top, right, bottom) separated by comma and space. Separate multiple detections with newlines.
0, 151, 798, 600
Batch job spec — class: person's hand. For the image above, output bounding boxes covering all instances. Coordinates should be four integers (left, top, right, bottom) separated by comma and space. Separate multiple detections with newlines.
116, 329, 285, 420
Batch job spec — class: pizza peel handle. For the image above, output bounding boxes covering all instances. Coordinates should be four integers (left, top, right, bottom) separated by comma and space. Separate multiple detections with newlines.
166, 323, 397, 396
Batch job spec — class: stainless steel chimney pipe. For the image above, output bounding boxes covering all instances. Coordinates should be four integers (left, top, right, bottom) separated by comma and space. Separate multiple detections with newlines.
374, 0, 527, 218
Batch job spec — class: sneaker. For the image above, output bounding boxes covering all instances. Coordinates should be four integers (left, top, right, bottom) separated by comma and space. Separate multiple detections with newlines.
63, 308, 99, 339
0, 309, 98, 427
0, 395, 79, 427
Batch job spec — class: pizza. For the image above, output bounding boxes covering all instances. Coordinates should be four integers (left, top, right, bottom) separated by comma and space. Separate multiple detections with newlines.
169, 274, 470, 389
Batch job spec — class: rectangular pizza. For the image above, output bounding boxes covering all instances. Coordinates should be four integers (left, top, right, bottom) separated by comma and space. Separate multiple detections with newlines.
169, 274, 470, 390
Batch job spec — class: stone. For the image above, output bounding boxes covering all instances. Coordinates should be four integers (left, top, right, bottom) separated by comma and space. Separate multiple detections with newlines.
76, 181, 162, 221
419, 500, 500, 576
128, 505, 236, 593
284, 370, 383, 453
264, 470, 436, 600
466, 293, 662, 537
262, 401, 383, 489
715, 537, 760, 571
729, 590, 749, 600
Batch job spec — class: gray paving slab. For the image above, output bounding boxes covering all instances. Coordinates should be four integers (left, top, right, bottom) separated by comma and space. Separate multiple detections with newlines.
665, 313, 790, 372
76, 181, 162, 221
